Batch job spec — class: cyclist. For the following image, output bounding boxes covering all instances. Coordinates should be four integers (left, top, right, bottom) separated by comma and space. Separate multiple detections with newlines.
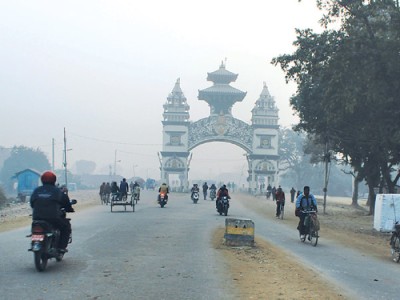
275, 187, 285, 218
295, 186, 317, 238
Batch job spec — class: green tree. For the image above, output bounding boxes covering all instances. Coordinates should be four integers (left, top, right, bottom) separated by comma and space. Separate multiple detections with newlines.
279, 129, 352, 196
273, 0, 400, 215
0, 146, 51, 192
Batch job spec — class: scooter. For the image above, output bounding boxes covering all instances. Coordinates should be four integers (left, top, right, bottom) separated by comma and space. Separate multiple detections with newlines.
192, 191, 199, 204
28, 199, 77, 272
158, 192, 168, 208
210, 189, 216, 201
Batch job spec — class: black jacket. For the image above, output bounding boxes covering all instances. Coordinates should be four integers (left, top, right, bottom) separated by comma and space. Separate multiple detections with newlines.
120, 181, 129, 193
30, 184, 73, 220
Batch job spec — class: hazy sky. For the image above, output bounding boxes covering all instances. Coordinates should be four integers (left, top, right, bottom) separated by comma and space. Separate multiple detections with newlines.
0, 0, 323, 181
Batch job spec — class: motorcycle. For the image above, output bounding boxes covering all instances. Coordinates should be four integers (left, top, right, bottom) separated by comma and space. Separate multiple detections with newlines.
28, 199, 77, 272
158, 192, 168, 208
210, 189, 216, 201
217, 196, 230, 216
192, 191, 199, 204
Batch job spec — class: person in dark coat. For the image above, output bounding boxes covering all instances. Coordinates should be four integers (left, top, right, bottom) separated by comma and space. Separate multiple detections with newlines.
202, 182, 209, 200
119, 178, 129, 200
290, 187, 296, 203
271, 186, 277, 201
30, 171, 74, 252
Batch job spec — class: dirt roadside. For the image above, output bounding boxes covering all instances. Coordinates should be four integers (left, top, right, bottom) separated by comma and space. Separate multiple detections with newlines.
212, 193, 391, 299
0, 190, 98, 233
0, 190, 391, 299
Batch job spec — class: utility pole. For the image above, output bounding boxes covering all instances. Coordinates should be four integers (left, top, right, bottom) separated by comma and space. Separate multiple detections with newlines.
52, 138, 55, 171
63, 128, 68, 186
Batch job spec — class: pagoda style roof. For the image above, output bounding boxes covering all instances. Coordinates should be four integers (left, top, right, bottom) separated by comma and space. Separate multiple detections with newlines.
198, 84, 246, 98
206, 61, 238, 84
198, 61, 247, 115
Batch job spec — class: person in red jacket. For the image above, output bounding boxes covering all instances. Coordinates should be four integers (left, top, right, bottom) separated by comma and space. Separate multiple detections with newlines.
216, 185, 230, 209
275, 187, 285, 218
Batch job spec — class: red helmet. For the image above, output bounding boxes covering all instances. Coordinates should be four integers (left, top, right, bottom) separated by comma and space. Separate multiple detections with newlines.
41, 171, 57, 185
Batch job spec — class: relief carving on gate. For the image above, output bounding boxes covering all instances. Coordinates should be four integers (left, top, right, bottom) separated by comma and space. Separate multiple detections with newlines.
188, 115, 253, 152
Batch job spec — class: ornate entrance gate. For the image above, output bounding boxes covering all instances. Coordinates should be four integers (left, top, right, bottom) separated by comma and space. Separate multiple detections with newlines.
159, 62, 280, 192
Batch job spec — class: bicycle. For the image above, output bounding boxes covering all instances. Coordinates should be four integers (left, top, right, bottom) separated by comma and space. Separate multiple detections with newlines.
390, 222, 400, 262
300, 210, 319, 246
100, 193, 108, 205
277, 201, 284, 219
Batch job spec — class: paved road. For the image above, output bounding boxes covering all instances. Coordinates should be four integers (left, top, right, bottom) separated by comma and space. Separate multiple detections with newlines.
0, 191, 236, 300
232, 195, 400, 300
2, 191, 400, 300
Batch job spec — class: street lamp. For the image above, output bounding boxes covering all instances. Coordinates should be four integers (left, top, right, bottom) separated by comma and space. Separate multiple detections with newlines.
132, 164, 138, 178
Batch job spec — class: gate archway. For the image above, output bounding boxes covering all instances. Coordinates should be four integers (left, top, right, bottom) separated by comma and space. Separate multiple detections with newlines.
159, 62, 280, 193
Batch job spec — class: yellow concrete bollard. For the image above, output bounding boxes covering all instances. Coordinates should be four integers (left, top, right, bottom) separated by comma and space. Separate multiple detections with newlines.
224, 218, 255, 247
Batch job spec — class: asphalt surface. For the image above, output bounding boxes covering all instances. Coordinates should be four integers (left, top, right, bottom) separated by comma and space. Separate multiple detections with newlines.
232, 196, 400, 300
0, 191, 236, 300
2, 191, 400, 300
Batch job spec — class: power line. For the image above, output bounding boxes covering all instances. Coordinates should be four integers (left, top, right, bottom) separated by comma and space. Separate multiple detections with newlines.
69, 132, 162, 146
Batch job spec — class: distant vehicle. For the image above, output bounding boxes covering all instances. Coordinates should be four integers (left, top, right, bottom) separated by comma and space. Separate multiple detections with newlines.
146, 178, 156, 190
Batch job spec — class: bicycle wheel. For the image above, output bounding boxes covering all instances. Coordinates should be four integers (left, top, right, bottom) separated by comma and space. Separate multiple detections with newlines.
310, 223, 318, 246
391, 234, 400, 262
280, 204, 284, 220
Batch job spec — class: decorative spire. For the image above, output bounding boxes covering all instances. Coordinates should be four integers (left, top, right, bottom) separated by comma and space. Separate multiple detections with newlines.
163, 79, 190, 122
251, 82, 279, 127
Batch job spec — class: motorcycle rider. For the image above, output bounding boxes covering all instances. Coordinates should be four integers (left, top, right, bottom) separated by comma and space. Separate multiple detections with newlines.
191, 183, 200, 200
295, 186, 318, 238
119, 178, 129, 201
158, 182, 169, 202
209, 183, 217, 200
30, 171, 74, 253
202, 182, 209, 200
216, 184, 230, 209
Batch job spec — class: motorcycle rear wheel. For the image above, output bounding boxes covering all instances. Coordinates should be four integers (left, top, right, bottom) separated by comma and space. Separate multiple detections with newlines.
34, 250, 48, 272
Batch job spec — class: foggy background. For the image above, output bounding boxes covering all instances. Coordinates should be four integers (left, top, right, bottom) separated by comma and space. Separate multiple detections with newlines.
0, 0, 322, 183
